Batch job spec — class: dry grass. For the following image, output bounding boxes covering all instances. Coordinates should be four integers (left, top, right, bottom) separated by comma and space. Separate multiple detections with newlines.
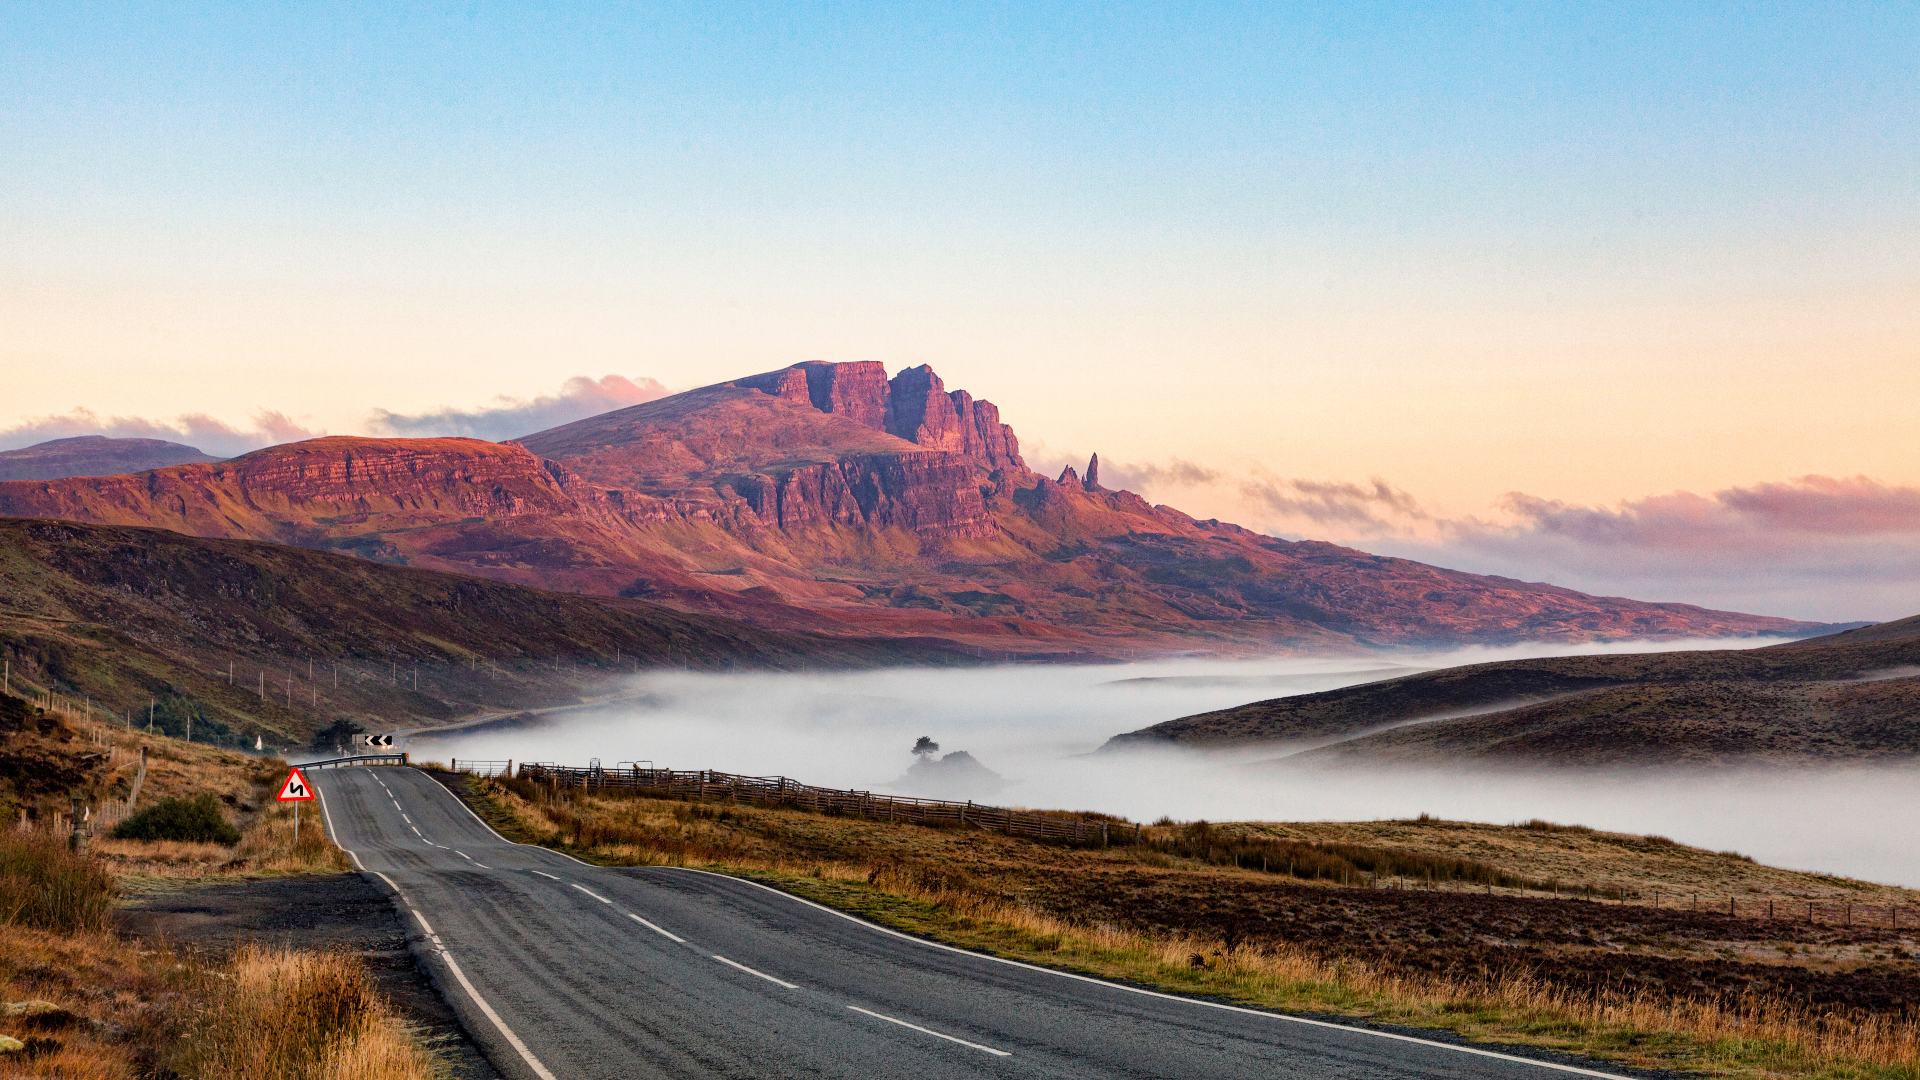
0, 831, 116, 933
163, 943, 437, 1080
0, 927, 435, 1079
469, 775, 1920, 1079
1249, 817, 1920, 904
0, 698, 423, 1076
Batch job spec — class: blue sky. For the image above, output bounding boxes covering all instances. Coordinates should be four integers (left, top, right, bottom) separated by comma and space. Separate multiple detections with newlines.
3, 2, 1917, 617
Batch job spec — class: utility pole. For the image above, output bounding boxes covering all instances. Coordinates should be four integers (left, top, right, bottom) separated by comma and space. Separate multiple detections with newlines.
228, 659, 234, 685
258, 670, 265, 701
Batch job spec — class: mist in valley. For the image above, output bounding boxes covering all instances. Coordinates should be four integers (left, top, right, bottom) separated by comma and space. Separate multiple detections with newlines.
414, 639, 1920, 889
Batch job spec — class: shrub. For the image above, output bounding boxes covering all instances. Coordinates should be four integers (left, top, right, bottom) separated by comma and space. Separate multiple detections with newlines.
0, 831, 116, 932
111, 793, 241, 844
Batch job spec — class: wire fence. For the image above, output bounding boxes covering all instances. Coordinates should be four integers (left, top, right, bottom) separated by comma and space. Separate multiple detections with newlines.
507, 762, 1136, 848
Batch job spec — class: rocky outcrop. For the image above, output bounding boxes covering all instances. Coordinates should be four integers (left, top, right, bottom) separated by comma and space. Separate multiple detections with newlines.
736, 362, 1024, 472
0, 363, 1824, 657
0, 438, 656, 542
730, 451, 995, 539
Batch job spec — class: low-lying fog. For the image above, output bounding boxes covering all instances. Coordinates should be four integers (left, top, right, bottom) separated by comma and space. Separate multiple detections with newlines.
413, 639, 1920, 889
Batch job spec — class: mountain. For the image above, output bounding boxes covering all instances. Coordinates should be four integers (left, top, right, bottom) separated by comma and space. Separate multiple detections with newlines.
0, 517, 961, 747
1104, 616, 1920, 765
0, 362, 1818, 655
0, 435, 218, 480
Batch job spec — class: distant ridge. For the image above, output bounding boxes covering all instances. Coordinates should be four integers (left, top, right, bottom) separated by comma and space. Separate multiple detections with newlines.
0, 435, 218, 480
1105, 616, 1920, 766
0, 362, 1821, 656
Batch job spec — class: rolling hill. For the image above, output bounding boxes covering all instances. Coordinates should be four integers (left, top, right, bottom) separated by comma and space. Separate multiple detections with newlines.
0, 362, 1819, 656
1105, 617, 1920, 765
0, 435, 218, 480
0, 517, 962, 748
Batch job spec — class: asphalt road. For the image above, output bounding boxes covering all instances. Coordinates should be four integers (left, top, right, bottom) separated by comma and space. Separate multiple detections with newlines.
312, 766, 1633, 1080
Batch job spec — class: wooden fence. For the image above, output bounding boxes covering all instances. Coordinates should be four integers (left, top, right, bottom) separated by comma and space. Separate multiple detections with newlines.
512, 762, 1137, 848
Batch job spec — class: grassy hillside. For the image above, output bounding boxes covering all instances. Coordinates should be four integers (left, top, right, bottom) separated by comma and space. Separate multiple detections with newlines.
0, 687, 439, 1077
0, 517, 962, 750
1107, 617, 1920, 763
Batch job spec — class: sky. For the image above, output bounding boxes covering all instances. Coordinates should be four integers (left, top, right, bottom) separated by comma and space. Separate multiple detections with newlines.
2, 2, 1916, 621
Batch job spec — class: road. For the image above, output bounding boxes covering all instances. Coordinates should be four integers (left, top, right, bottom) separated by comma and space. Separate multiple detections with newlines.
312, 766, 1632, 1080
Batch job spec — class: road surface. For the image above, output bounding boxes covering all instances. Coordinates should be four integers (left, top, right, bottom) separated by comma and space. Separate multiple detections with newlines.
312, 766, 1632, 1080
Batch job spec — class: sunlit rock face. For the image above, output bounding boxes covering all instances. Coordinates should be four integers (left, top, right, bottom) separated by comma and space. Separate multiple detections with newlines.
0, 362, 1820, 658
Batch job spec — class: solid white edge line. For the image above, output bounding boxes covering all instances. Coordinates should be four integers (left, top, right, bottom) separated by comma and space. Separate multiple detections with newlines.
669, 867, 1634, 1079
403, 768, 1626, 1078
626, 911, 687, 943
312, 773, 560, 1080
846, 1005, 1010, 1057
712, 954, 800, 989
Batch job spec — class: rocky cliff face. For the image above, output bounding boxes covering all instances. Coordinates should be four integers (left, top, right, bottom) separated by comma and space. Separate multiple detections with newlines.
728, 451, 994, 539
0, 437, 652, 545
736, 361, 1024, 472
0, 362, 1826, 657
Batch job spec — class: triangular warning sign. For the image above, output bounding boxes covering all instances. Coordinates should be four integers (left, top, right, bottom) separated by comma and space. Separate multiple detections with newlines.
276, 767, 315, 802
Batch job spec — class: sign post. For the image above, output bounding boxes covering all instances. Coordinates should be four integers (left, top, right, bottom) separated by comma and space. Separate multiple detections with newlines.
277, 767, 315, 843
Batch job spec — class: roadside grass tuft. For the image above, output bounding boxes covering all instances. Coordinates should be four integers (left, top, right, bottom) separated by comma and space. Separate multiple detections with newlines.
0, 831, 116, 933
164, 943, 436, 1080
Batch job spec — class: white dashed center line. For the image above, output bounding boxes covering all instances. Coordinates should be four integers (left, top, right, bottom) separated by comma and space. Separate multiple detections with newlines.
712, 955, 799, 989
625, 912, 686, 943
846, 1006, 1010, 1057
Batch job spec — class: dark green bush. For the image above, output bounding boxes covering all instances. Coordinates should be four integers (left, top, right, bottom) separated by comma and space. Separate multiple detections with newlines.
111, 793, 241, 844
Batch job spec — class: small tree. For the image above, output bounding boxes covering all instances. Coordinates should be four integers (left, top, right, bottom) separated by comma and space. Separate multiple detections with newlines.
911, 736, 940, 760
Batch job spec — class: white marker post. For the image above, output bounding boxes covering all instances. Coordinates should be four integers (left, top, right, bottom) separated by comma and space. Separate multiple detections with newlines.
277, 767, 315, 843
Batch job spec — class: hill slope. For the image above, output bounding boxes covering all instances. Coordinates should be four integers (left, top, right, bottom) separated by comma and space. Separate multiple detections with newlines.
0, 517, 959, 749
0, 362, 1818, 655
1106, 617, 1920, 764
0, 435, 218, 480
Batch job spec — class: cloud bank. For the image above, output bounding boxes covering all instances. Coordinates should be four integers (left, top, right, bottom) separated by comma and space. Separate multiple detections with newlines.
0, 374, 671, 457
0, 408, 321, 458
370, 375, 668, 440
1399, 476, 1920, 622
1018, 455, 1920, 622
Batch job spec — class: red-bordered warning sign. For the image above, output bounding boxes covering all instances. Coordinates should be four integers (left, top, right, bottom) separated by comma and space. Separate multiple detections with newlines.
276, 767, 314, 802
